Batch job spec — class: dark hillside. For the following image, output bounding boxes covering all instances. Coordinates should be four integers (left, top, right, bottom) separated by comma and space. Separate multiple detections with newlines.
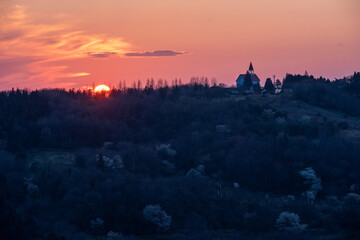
0, 77, 360, 239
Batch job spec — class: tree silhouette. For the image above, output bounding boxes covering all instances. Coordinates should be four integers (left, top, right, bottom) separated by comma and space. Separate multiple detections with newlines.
264, 78, 275, 93
275, 79, 282, 89
97, 153, 105, 170
243, 71, 253, 90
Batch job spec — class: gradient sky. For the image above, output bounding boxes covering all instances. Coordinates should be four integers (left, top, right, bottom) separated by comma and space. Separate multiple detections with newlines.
0, 0, 359, 90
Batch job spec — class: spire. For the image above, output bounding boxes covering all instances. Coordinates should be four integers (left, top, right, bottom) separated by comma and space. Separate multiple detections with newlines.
249, 62, 254, 74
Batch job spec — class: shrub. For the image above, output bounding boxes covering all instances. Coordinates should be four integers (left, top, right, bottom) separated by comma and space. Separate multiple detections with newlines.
276, 212, 307, 232
299, 167, 322, 202
143, 205, 172, 231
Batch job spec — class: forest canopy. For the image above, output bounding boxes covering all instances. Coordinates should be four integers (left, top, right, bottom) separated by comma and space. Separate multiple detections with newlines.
0, 72, 360, 240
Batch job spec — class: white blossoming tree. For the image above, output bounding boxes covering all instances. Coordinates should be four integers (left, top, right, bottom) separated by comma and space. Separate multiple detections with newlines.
276, 212, 307, 232
156, 144, 177, 157
186, 164, 205, 176
344, 192, 360, 203
106, 231, 124, 240
143, 204, 172, 231
299, 167, 322, 202
90, 217, 104, 228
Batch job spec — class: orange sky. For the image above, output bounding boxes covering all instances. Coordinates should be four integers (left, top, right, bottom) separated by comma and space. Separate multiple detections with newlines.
0, 0, 359, 90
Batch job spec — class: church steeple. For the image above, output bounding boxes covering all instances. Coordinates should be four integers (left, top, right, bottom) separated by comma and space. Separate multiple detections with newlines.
249, 62, 254, 74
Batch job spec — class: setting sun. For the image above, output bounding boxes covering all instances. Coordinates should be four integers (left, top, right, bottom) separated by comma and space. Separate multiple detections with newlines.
94, 84, 110, 92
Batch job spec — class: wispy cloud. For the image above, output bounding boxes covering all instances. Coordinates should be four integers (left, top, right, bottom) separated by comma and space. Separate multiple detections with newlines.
125, 50, 187, 57
87, 52, 118, 58
0, 5, 187, 89
70, 72, 91, 77
0, 6, 131, 60
0, 5, 130, 89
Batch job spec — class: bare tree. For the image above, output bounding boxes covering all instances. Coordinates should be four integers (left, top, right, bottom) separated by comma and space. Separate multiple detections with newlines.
157, 79, 164, 89
211, 78, 217, 87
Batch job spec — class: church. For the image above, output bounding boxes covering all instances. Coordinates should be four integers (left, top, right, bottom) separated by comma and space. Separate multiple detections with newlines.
236, 62, 261, 88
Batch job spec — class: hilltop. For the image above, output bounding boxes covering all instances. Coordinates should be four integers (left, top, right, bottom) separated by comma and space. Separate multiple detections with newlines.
0, 72, 360, 240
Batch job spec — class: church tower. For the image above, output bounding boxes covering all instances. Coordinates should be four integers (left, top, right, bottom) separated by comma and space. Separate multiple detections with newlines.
236, 62, 261, 88
249, 62, 254, 74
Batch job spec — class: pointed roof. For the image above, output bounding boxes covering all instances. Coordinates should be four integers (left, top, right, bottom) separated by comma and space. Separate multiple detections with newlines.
249, 62, 254, 72
236, 73, 261, 83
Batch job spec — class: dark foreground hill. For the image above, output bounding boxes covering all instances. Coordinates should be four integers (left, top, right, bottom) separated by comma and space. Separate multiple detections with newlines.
0, 75, 360, 239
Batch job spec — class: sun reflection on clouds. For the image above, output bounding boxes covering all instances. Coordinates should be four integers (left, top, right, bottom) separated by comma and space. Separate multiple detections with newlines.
0, 5, 131, 60
0, 3, 190, 90
70, 73, 91, 77
0, 5, 131, 89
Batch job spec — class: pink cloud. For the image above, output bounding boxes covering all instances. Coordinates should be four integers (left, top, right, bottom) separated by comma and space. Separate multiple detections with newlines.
0, 5, 188, 90
124, 50, 188, 57
0, 5, 131, 89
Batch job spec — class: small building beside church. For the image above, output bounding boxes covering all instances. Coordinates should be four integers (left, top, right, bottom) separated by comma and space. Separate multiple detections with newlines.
236, 62, 261, 88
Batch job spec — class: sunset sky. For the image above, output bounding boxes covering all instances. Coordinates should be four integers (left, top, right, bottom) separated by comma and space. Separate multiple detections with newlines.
0, 0, 359, 90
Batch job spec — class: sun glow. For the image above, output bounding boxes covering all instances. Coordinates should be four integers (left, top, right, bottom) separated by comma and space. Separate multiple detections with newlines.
94, 84, 110, 92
